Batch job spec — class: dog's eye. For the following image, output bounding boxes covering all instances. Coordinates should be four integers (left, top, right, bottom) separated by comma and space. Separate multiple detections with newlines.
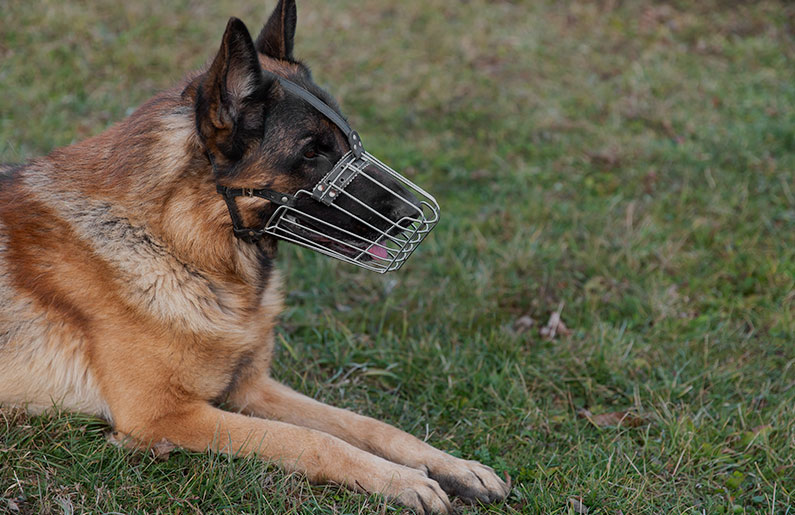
303, 149, 318, 160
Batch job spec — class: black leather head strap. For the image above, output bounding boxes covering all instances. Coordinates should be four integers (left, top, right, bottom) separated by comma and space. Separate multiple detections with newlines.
269, 72, 364, 158
215, 184, 296, 243
209, 149, 297, 243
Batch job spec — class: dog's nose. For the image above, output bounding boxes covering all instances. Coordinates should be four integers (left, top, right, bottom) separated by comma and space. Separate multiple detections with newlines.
365, 165, 422, 224
392, 193, 422, 228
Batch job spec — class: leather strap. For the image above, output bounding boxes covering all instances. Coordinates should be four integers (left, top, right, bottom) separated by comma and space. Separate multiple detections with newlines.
267, 72, 364, 158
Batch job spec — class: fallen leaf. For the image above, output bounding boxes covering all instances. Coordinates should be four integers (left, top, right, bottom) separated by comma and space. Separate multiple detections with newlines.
577, 409, 646, 428
643, 169, 659, 194
471, 169, 493, 180
540, 302, 571, 340
751, 424, 772, 435
151, 438, 176, 461
568, 496, 589, 514
585, 148, 621, 169
7, 499, 20, 512
513, 315, 536, 334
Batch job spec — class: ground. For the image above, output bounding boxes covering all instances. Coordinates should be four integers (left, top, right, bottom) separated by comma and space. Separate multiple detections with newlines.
1, 0, 793, 513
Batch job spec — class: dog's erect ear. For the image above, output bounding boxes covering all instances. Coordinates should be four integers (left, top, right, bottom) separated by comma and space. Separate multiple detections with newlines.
255, 0, 297, 60
197, 17, 270, 160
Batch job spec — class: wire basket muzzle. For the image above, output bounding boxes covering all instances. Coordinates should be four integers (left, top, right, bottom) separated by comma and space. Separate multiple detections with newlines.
264, 151, 440, 273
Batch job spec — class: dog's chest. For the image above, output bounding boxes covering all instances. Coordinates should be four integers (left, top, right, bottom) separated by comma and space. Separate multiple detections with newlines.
60, 198, 281, 336
171, 271, 284, 403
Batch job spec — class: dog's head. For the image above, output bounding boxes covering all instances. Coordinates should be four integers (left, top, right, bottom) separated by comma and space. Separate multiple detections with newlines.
190, 1, 435, 270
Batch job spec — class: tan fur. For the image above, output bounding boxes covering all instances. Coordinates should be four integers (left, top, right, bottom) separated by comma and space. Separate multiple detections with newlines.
0, 5, 508, 514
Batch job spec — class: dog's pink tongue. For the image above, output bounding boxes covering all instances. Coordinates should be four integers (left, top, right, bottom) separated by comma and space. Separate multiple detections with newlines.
367, 243, 389, 259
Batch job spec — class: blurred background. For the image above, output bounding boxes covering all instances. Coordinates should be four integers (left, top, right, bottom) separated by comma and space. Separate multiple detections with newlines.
1, 1, 793, 513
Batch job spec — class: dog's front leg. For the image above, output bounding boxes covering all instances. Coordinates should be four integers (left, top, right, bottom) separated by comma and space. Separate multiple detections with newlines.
231, 376, 510, 504
113, 402, 451, 514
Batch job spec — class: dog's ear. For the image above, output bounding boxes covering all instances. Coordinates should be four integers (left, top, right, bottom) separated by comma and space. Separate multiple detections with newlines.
255, 0, 297, 60
197, 17, 270, 160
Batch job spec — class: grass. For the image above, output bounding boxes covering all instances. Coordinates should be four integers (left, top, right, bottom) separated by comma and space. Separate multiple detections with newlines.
1, 0, 794, 513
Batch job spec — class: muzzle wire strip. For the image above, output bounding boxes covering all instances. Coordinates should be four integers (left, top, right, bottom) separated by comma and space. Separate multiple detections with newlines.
273, 218, 406, 273
261, 156, 438, 272
278, 208, 390, 255
266, 190, 432, 273
328, 191, 418, 246
356, 155, 429, 211
279, 218, 382, 261
274, 201, 425, 263
215, 75, 440, 273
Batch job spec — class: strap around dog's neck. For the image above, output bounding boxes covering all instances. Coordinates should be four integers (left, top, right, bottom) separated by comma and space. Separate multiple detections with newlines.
208, 152, 296, 243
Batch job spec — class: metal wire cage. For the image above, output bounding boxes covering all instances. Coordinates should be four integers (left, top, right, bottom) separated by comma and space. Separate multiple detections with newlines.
263, 151, 440, 273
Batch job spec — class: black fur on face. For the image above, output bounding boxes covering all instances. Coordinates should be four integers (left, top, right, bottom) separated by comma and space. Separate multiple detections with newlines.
195, 2, 421, 256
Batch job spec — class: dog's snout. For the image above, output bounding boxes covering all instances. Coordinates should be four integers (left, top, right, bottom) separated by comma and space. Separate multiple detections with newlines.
283, 149, 438, 271
359, 164, 420, 222
393, 194, 422, 227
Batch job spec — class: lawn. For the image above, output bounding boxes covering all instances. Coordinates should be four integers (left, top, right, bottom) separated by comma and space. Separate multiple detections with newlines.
1, 0, 793, 513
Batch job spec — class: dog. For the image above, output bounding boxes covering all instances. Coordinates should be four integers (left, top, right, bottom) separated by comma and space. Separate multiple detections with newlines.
0, 1, 509, 512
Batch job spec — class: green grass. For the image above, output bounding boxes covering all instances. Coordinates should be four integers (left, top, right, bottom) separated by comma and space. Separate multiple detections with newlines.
2, 0, 794, 513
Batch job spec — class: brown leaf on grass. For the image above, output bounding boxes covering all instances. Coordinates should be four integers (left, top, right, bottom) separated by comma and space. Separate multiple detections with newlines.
151, 438, 176, 461
568, 496, 589, 514
750, 424, 772, 435
513, 315, 536, 334
644, 169, 659, 194
471, 168, 493, 180
585, 148, 621, 169
577, 409, 646, 428
540, 302, 571, 340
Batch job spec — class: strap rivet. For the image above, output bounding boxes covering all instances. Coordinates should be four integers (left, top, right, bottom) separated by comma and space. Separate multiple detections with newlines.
281, 196, 288, 203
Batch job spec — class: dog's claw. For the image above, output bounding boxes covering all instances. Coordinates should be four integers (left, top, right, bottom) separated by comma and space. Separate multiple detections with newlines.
364, 465, 452, 514
426, 457, 510, 505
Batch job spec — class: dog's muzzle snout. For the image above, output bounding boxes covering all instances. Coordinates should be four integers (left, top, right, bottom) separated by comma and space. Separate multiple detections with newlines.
265, 150, 440, 273
214, 72, 440, 273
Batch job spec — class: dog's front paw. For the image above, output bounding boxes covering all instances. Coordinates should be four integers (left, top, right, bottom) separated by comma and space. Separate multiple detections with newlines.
426, 457, 510, 505
365, 465, 452, 514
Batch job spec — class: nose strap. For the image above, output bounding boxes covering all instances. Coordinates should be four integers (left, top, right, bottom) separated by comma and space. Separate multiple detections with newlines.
311, 152, 362, 206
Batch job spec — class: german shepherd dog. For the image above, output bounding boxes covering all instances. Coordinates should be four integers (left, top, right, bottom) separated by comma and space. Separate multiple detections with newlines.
0, 1, 509, 512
